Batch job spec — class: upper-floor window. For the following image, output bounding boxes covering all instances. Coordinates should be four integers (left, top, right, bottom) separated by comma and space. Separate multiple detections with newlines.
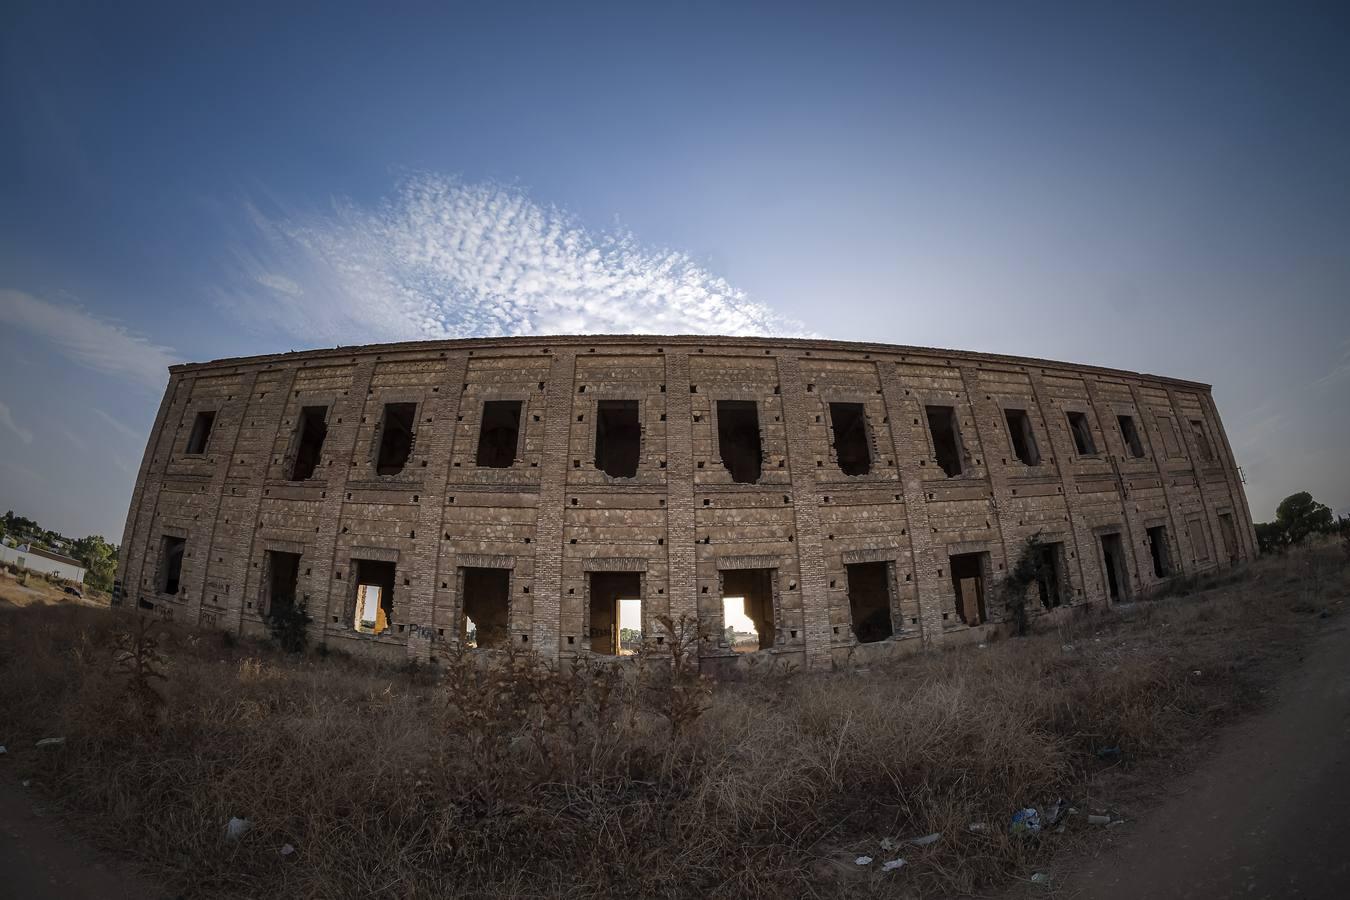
375, 403, 416, 475
829, 402, 871, 476
717, 400, 762, 484
594, 400, 640, 478
1190, 419, 1214, 463
1003, 408, 1040, 466
289, 405, 329, 481
1117, 414, 1145, 458
924, 405, 964, 477
1066, 411, 1097, 456
476, 400, 521, 468
184, 410, 216, 454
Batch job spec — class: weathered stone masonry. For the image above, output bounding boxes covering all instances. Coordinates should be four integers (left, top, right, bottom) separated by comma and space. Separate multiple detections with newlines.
115, 335, 1258, 671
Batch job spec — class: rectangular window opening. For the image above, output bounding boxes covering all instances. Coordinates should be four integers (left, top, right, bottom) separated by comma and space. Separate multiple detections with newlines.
589, 571, 642, 655
352, 559, 396, 635
1158, 414, 1181, 457
721, 567, 776, 650
375, 403, 416, 475
159, 535, 186, 595
462, 566, 511, 649
594, 400, 641, 477
717, 400, 762, 484
1117, 414, 1145, 458
1036, 542, 1064, 609
925, 405, 964, 477
847, 561, 893, 642
1004, 408, 1041, 466
1147, 526, 1171, 578
185, 410, 216, 454
1066, 411, 1096, 456
289, 405, 329, 481
829, 402, 872, 476
949, 552, 987, 625
1100, 533, 1129, 602
1190, 419, 1214, 463
265, 550, 301, 615
476, 400, 522, 468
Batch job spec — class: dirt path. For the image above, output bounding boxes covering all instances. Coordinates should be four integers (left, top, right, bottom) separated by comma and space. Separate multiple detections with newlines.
0, 778, 167, 899
1063, 619, 1350, 899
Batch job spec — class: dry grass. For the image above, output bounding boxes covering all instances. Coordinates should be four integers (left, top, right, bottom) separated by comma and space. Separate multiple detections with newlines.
1, 544, 1346, 899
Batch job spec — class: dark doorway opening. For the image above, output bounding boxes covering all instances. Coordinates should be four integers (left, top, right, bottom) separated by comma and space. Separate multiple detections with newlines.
1147, 526, 1171, 577
353, 559, 396, 634
160, 535, 185, 595
462, 566, 511, 648
1067, 411, 1096, 455
721, 567, 776, 650
594, 400, 641, 477
847, 561, 893, 642
589, 571, 642, 655
1004, 408, 1041, 466
266, 550, 301, 615
949, 552, 987, 625
1036, 542, 1064, 609
925, 405, 964, 477
1118, 415, 1145, 458
1218, 514, 1239, 565
1100, 533, 1129, 602
289, 406, 329, 481
829, 402, 872, 476
476, 400, 522, 468
375, 403, 416, 475
717, 400, 762, 484
185, 410, 216, 454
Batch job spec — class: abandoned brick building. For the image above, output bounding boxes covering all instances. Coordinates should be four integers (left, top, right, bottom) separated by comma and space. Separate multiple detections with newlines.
114, 335, 1256, 671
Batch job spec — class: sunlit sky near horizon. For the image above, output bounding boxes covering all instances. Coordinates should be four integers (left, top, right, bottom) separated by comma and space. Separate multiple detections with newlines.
1, 1, 1347, 541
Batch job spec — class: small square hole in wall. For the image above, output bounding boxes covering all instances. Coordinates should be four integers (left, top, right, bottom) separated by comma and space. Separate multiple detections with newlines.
574, 460, 581, 468
943, 612, 950, 620
660, 413, 666, 421
441, 581, 447, 589
572, 497, 578, 505
790, 629, 798, 638
703, 498, 710, 506
568, 588, 574, 594
523, 586, 530, 594
567, 636, 575, 644
438, 628, 445, 637
332, 615, 339, 623
906, 573, 912, 581
521, 635, 529, 643
659, 460, 667, 468
910, 617, 918, 625
702, 586, 708, 593
832, 626, 839, 634
533, 415, 540, 422
658, 538, 664, 545
830, 579, 836, 587
570, 538, 577, 544
403, 578, 410, 586
697, 461, 704, 468
656, 635, 664, 644
657, 588, 664, 594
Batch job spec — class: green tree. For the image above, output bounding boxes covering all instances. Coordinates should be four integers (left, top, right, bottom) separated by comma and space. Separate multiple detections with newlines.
72, 535, 118, 592
1275, 492, 1334, 545
1254, 521, 1288, 555
1002, 532, 1055, 637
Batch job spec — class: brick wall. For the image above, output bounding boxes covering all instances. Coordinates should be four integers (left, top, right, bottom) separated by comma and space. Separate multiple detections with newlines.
116, 335, 1257, 671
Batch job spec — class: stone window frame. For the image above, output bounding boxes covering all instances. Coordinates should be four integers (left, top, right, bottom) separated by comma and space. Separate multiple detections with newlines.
1186, 515, 1214, 565
151, 524, 190, 600
1023, 531, 1074, 608
177, 403, 221, 459
467, 388, 535, 470
912, 388, 980, 479
819, 391, 887, 481
994, 397, 1046, 469
342, 547, 404, 642
257, 539, 308, 619
578, 393, 649, 482
707, 392, 773, 485
1061, 403, 1104, 460
707, 556, 785, 654
838, 547, 910, 643
362, 389, 428, 480
1187, 413, 1220, 469
1151, 409, 1184, 459
454, 554, 519, 649
1105, 401, 1152, 462
579, 559, 649, 655
276, 391, 340, 483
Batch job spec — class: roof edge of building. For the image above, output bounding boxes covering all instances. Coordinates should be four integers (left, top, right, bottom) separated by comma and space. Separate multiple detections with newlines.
166, 333, 1213, 391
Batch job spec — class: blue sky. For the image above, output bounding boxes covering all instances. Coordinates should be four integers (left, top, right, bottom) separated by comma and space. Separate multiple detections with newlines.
1, 0, 1347, 540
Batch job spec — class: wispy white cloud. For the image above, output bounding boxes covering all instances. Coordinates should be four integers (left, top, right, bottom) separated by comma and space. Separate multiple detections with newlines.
92, 408, 146, 445
223, 175, 805, 343
0, 289, 178, 391
0, 401, 34, 444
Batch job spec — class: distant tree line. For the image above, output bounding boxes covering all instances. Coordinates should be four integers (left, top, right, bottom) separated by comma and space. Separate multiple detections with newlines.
0, 509, 118, 592
1253, 492, 1348, 555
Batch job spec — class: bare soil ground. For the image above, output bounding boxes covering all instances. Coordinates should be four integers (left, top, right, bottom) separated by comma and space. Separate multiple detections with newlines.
1, 544, 1346, 899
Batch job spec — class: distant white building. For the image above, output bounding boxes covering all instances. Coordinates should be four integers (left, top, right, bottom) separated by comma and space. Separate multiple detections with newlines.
0, 543, 86, 583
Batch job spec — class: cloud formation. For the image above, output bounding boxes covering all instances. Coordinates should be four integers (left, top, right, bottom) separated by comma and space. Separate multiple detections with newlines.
0, 289, 178, 391
227, 175, 805, 344
0, 401, 33, 444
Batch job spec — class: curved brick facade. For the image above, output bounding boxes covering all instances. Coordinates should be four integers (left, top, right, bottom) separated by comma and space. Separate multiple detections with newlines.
115, 335, 1256, 670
